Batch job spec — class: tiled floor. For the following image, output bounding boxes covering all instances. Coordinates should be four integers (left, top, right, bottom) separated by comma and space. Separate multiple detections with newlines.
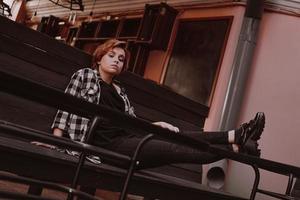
0, 171, 143, 200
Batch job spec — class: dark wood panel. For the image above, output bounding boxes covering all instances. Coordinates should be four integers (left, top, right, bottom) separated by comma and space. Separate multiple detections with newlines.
118, 72, 209, 117
0, 93, 56, 132
0, 53, 68, 90
133, 103, 204, 130
0, 16, 91, 68
124, 83, 205, 126
137, 3, 178, 50
147, 164, 202, 183
0, 35, 81, 76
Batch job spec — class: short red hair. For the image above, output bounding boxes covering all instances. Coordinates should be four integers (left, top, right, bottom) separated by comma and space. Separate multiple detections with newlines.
92, 39, 130, 72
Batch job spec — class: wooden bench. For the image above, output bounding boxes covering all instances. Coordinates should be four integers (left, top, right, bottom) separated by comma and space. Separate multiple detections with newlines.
0, 15, 248, 200
0, 14, 207, 183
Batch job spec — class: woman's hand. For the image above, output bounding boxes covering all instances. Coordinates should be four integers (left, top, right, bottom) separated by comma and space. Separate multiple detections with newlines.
31, 141, 56, 149
53, 128, 64, 137
152, 121, 180, 133
31, 128, 64, 149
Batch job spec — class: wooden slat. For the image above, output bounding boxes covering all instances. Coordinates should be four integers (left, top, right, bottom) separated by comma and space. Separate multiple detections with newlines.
133, 103, 204, 130
119, 72, 209, 117
0, 92, 56, 132
0, 35, 81, 76
147, 164, 202, 183
0, 53, 68, 89
0, 16, 91, 69
122, 80, 207, 126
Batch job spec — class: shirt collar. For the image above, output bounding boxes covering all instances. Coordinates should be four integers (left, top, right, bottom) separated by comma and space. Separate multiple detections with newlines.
93, 68, 101, 80
94, 68, 122, 87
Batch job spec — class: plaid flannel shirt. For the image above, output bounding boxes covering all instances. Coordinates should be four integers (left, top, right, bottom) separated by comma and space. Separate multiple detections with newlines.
51, 68, 136, 142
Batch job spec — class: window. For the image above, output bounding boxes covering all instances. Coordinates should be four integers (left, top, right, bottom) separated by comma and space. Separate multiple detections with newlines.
163, 17, 232, 106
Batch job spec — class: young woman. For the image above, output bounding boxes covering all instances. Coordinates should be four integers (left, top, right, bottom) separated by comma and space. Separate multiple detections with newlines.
51, 39, 265, 169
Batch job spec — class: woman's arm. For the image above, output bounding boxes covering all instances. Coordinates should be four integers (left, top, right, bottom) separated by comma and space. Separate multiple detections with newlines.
53, 128, 64, 137
31, 128, 64, 148
32, 70, 86, 148
51, 69, 84, 132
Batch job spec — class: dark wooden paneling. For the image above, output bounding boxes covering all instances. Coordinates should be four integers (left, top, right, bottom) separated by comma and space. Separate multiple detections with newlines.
119, 72, 209, 117
133, 103, 203, 131
126, 84, 204, 126
0, 53, 68, 89
0, 35, 81, 76
0, 16, 91, 68
118, 72, 208, 127
0, 53, 68, 133
0, 93, 56, 132
147, 164, 202, 183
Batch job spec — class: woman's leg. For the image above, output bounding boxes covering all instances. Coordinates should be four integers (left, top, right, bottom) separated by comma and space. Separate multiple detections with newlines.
106, 137, 229, 169
182, 131, 232, 144
102, 112, 265, 168
182, 112, 265, 145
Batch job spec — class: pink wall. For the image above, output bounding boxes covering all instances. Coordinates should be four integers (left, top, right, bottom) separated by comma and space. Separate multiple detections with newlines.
225, 11, 300, 198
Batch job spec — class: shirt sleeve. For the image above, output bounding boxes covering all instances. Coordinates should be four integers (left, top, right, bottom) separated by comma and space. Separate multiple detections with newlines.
51, 69, 83, 131
128, 105, 136, 117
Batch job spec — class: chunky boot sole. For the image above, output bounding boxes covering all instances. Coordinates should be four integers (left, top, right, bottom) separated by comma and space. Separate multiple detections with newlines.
242, 139, 261, 157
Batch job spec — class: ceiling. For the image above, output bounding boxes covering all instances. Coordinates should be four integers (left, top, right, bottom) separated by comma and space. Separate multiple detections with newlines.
25, 0, 300, 20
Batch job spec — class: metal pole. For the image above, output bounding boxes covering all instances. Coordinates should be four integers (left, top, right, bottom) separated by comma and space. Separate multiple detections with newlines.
250, 165, 260, 200
210, 0, 265, 192
219, 0, 265, 130
119, 134, 154, 200
67, 116, 101, 200
286, 174, 294, 195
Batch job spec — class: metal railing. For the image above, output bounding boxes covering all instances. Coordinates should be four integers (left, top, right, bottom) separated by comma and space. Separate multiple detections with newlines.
1, 70, 300, 200
0, 119, 151, 200
0, 171, 103, 200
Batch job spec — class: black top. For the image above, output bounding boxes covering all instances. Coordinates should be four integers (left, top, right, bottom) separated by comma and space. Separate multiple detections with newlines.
94, 81, 134, 146
100, 81, 125, 112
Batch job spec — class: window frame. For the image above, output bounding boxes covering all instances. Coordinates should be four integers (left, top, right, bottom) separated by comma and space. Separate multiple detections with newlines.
160, 16, 233, 107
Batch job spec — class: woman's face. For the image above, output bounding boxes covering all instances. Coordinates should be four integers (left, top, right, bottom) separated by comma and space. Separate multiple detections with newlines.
98, 47, 126, 77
